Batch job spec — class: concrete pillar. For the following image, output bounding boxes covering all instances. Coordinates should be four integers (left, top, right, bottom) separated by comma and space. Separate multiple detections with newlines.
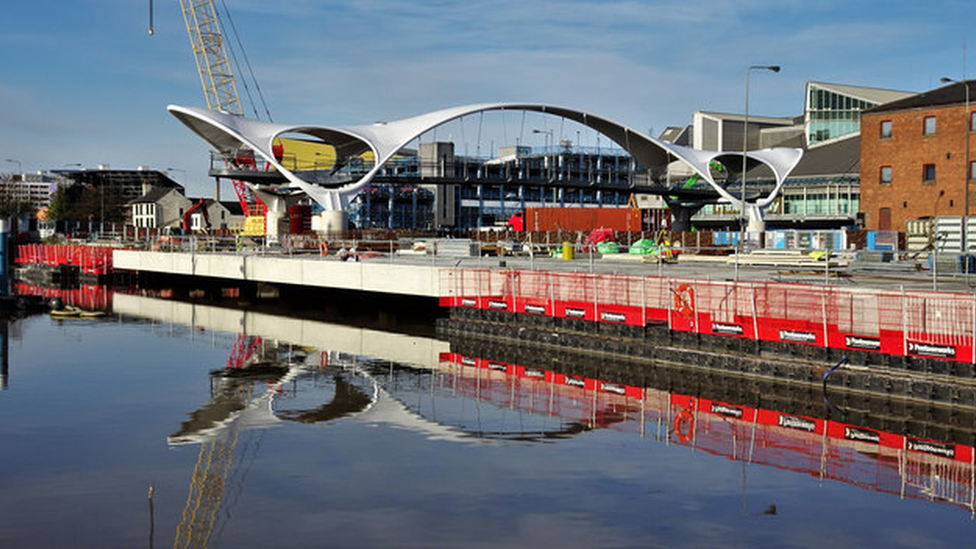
320, 210, 348, 236
252, 190, 302, 244
665, 201, 705, 233
745, 203, 766, 233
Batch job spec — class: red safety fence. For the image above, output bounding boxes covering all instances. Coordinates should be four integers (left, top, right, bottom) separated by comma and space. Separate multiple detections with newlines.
14, 244, 118, 275
440, 268, 976, 364
439, 351, 976, 513
14, 283, 113, 311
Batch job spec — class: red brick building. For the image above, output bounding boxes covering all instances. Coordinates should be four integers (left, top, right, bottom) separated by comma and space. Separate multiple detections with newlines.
861, 81, 976, 231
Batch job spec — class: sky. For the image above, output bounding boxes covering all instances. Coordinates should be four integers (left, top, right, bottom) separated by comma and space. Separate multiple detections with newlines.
1, 0, 973, 197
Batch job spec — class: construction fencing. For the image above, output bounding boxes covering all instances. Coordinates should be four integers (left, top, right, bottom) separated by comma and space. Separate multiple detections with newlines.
441, 268, 976, 364
14, 244, 118, 275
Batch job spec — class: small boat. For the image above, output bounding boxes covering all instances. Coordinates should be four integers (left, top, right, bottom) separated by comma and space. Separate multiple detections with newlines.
50, 306, 82, 318
50, 306, 106, 319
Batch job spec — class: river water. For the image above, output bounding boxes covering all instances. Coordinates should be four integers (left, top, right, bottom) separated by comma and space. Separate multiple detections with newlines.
1, 294, 975, 548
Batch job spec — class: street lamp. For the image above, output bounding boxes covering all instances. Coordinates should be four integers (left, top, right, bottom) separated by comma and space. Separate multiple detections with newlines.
533, 128, 554, 180
941, 76, 971, 273
5, 159, 21, 173
741, 65, 780, 244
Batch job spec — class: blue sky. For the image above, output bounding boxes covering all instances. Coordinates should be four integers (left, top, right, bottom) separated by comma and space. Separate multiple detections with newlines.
1, 0, 973, 197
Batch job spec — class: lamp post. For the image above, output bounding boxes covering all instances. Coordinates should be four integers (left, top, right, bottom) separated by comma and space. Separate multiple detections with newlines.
941, 77, 971, 273
533, 128, 554, 180
4, 159, 21, 174
741, 65, 780, 245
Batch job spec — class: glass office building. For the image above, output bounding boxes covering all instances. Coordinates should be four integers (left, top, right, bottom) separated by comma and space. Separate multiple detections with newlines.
805, 82, 914, 146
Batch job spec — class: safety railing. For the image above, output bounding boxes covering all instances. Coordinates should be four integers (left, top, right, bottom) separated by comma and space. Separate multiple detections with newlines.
442, 267, 976, 364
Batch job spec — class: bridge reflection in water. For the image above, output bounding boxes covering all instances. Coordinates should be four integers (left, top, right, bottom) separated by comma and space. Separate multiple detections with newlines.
108, 292, 976, 538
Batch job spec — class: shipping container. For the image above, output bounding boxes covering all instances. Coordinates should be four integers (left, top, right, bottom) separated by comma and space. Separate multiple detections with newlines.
507, 207, 652, 232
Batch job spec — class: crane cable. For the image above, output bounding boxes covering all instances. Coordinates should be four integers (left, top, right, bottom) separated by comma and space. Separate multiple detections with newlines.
146, 0, 273, 122
217, 0, 274, 122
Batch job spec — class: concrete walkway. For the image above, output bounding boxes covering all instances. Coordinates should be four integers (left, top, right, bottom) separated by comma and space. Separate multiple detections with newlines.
113, 248, 976, 297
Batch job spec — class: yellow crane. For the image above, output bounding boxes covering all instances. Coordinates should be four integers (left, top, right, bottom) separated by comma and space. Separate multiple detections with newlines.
150, 3, 265, 543
178, 0, 243, 115
151, 0, 269, 235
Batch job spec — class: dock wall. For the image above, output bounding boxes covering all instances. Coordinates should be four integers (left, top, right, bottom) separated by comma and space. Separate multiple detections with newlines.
113, 250, 443, 297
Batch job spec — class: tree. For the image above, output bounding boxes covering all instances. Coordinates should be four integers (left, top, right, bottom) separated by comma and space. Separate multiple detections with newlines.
47, 185, 71, 222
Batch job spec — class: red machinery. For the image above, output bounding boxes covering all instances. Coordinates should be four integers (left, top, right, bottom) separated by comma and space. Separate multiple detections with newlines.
182, 198, 212, 234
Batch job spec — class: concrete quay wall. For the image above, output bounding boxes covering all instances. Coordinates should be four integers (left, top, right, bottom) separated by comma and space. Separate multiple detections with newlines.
113, 250, 443, 297
112, 293, 449, 369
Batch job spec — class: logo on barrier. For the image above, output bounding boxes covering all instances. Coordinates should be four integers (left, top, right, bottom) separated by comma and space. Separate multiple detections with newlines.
460, 298, 477, 307
488, 362, 508, 371
711, 403, 743, 418
779, 330, 816, 343
908, 341, 956, 359
908, 438, 956, 459
845, 335, 881, 350
600, 382, 626, 395
524, 304, 546, 315
844, 426, 880, 444
524, 368, 545, 378
600, 311, 627, 323
565, 377, 586, 388
674, 284, 695, 319
488, 300, 508, 310
565, 308, 586, 318
712, 323, 744, 335
777, 414, 816, 432
460, 356, 477, 366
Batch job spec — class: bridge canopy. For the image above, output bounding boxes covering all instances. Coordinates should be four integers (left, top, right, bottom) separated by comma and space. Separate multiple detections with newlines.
168, 103, 802, 214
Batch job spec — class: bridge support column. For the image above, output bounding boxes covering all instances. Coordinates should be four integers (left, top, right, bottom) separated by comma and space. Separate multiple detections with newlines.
320, 210, 348, 236
745, 203, 766, 233
252, 190, 303, 244
665, 201, 704, 233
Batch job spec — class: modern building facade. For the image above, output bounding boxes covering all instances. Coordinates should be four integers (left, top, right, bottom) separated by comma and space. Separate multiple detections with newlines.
53, 167, 185, 225
692, 111, 796, 152
805, 82, 914, 146
860, 80, 976, 232
0, 172, 69, 211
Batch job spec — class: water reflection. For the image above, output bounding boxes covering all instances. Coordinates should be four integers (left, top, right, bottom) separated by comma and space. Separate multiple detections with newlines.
129, 287, 976, 518
108, 287, 976, 519
7, 284, 976, 546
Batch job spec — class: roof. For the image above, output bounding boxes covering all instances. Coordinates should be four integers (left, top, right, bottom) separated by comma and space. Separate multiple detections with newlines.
807, 81, 915, 106
128, 186, 182, 204
52, 169, 185, 193
862, 80, 975, 114
658, 125, 691, 145
220, 201, 245, 216
695, 111, 795, 125
791, 134, 860, 177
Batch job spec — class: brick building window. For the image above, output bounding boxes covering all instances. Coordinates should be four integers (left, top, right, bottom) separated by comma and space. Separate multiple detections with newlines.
880, 166, 892, 184
880, 120, 892, 138
971, 160, 976, 181
924, 116, 937, 136
923, 163, 936, 183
